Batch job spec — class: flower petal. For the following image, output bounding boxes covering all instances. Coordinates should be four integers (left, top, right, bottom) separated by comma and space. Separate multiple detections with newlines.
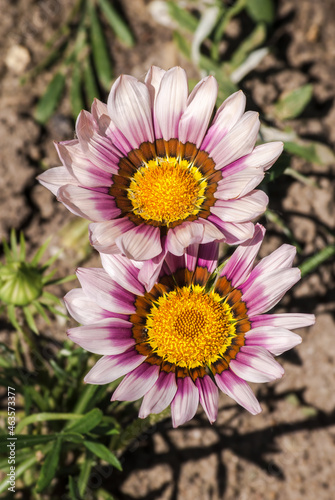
37, 167, 76, 197
67, 318, 135, 355
84, 350, 145, 384
166, 221, 204, 256
211, 190, 268, 223
195, 375, 219, 424
145, 65, 166, 106
100, 253, 145, 295
64, 288, 113, 325
245, 327, 302, 356
201, 90, 246, 151
221, 223, 265, 287
171, 377, 199, 428
208, 217, 255, 245
215, 369, 261, 414
89, 218, 135, 254
230, 345, 284, 383
76, 267, 136, 314
139, 371, 177, 418
57, 184, 121, 221
209, 111, 260, 170
111, 363, 160, 401
243, 244, 297, 286
241, 268, 301, 316
116, 224, 162, 261
251, 313, 316, 330
107, 75, 154, 150
179, 76, 218, 148
154, 66, 188, 140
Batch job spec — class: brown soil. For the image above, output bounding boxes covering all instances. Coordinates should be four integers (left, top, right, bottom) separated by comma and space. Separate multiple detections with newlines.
0, 0, 334, 499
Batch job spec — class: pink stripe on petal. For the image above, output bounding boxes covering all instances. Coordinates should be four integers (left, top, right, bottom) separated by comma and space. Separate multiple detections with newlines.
241, 268, 301, 316
67, 318, 134, 355
245, 327, 302, 356
116, 224, 162, 261
64, 288, 113, 325
37, 167, 76, 197
107, 75, 154, 150
221, 142, 283, 178
76, 267, 136, 314
111, 363, 160, 402
100, 253, 145, 295
195, 375, 219, 424
215, 369, 261, 414
251, 313, 316, 330
84, 350, 145, 384
179, 76, 218, 148
58, 184, 121, 221
201, 90, 246, 151
208, 217, 255, 245
154, 66, 188, 140
211, 190, 268, 223
209, 111, 260, 170
171, 377, 199, 428
221, 223, 265, 287
139, 371, 177, 418
89, 218, 135, 254
197, 241, 219, 274
230, 346, 284, 383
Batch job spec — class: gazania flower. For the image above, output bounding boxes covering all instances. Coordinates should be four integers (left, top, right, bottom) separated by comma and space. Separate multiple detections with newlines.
64, 224, 314, 427
38, 66, 283, 289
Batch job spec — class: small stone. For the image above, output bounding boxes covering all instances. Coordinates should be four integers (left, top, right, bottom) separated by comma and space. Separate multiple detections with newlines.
5, 45, 31, 74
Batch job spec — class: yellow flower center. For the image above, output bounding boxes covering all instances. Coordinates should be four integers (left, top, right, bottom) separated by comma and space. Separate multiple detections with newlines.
127, 157, 207, 226
145, 285, 236, 369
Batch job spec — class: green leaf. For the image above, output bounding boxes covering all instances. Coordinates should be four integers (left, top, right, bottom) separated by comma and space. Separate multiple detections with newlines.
78, 453, 94, 498
230, 23, 266, 70
70, 62, 84, 119
284, 141, 319, 163
173, 31, 191, 58
23, 306, 38, 334
299, 245, 335, 278
34, 72, 66, 124
88, 1, 113, 90
274, 84, 313, 121
83, 58, 99, 104
83, 441, 122, 470
0, 455, 38, 494
36, 437, 62, 492
68, 476, 79, 500
0, 434, 56, 452
167, 1, 198, 32
66, 408, 103, 434
19, 232, 26, 261
98, 0, 134, 47
246, 0, 275, 24
31, 237, 52, 266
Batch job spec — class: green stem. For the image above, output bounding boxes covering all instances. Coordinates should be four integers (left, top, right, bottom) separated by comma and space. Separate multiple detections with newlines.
16, 412, 85, 434
299, 244, 335, 278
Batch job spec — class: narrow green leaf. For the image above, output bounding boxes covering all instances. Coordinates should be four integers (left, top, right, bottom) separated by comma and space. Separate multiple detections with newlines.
78, 453, 94, 498
23, 306, 38, 334
284, 141, 319, 163
0, 455, 38, 494
70, 62, 84, 119
246, 0, 275, 24
299, 245, 335, 278
167, 1, 198, 32
34, 72, 66, 124
68, 476, 79, 499
83, 441, 122, 470
83, 57, 99, 104
31, 237, 52, 266
230, 23, 266, 70
173, 31, 191, 58
2, 237, 12, 261
36, 437, 62, 492
7, 304, 22, 332
274, 84, 313, 121
10, 229, 18, 260
19, 232, 26, 261
265, 209, 302, 253
88, 1, 113, 90
98, 0, 134, 47
0, 434, 56, 452
16, 412, 85, 434
66, 408, 103, 434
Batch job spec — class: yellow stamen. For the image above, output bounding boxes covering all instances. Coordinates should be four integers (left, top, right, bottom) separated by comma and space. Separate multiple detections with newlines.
145, 284, 236, 369
127, 157, 207, 225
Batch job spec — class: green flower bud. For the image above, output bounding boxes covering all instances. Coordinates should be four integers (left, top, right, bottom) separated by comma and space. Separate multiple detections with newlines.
0, 262, 43, 306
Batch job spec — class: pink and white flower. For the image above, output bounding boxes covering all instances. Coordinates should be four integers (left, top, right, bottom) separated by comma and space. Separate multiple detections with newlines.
38, 66, 282, 288
64, 224, 314, 427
